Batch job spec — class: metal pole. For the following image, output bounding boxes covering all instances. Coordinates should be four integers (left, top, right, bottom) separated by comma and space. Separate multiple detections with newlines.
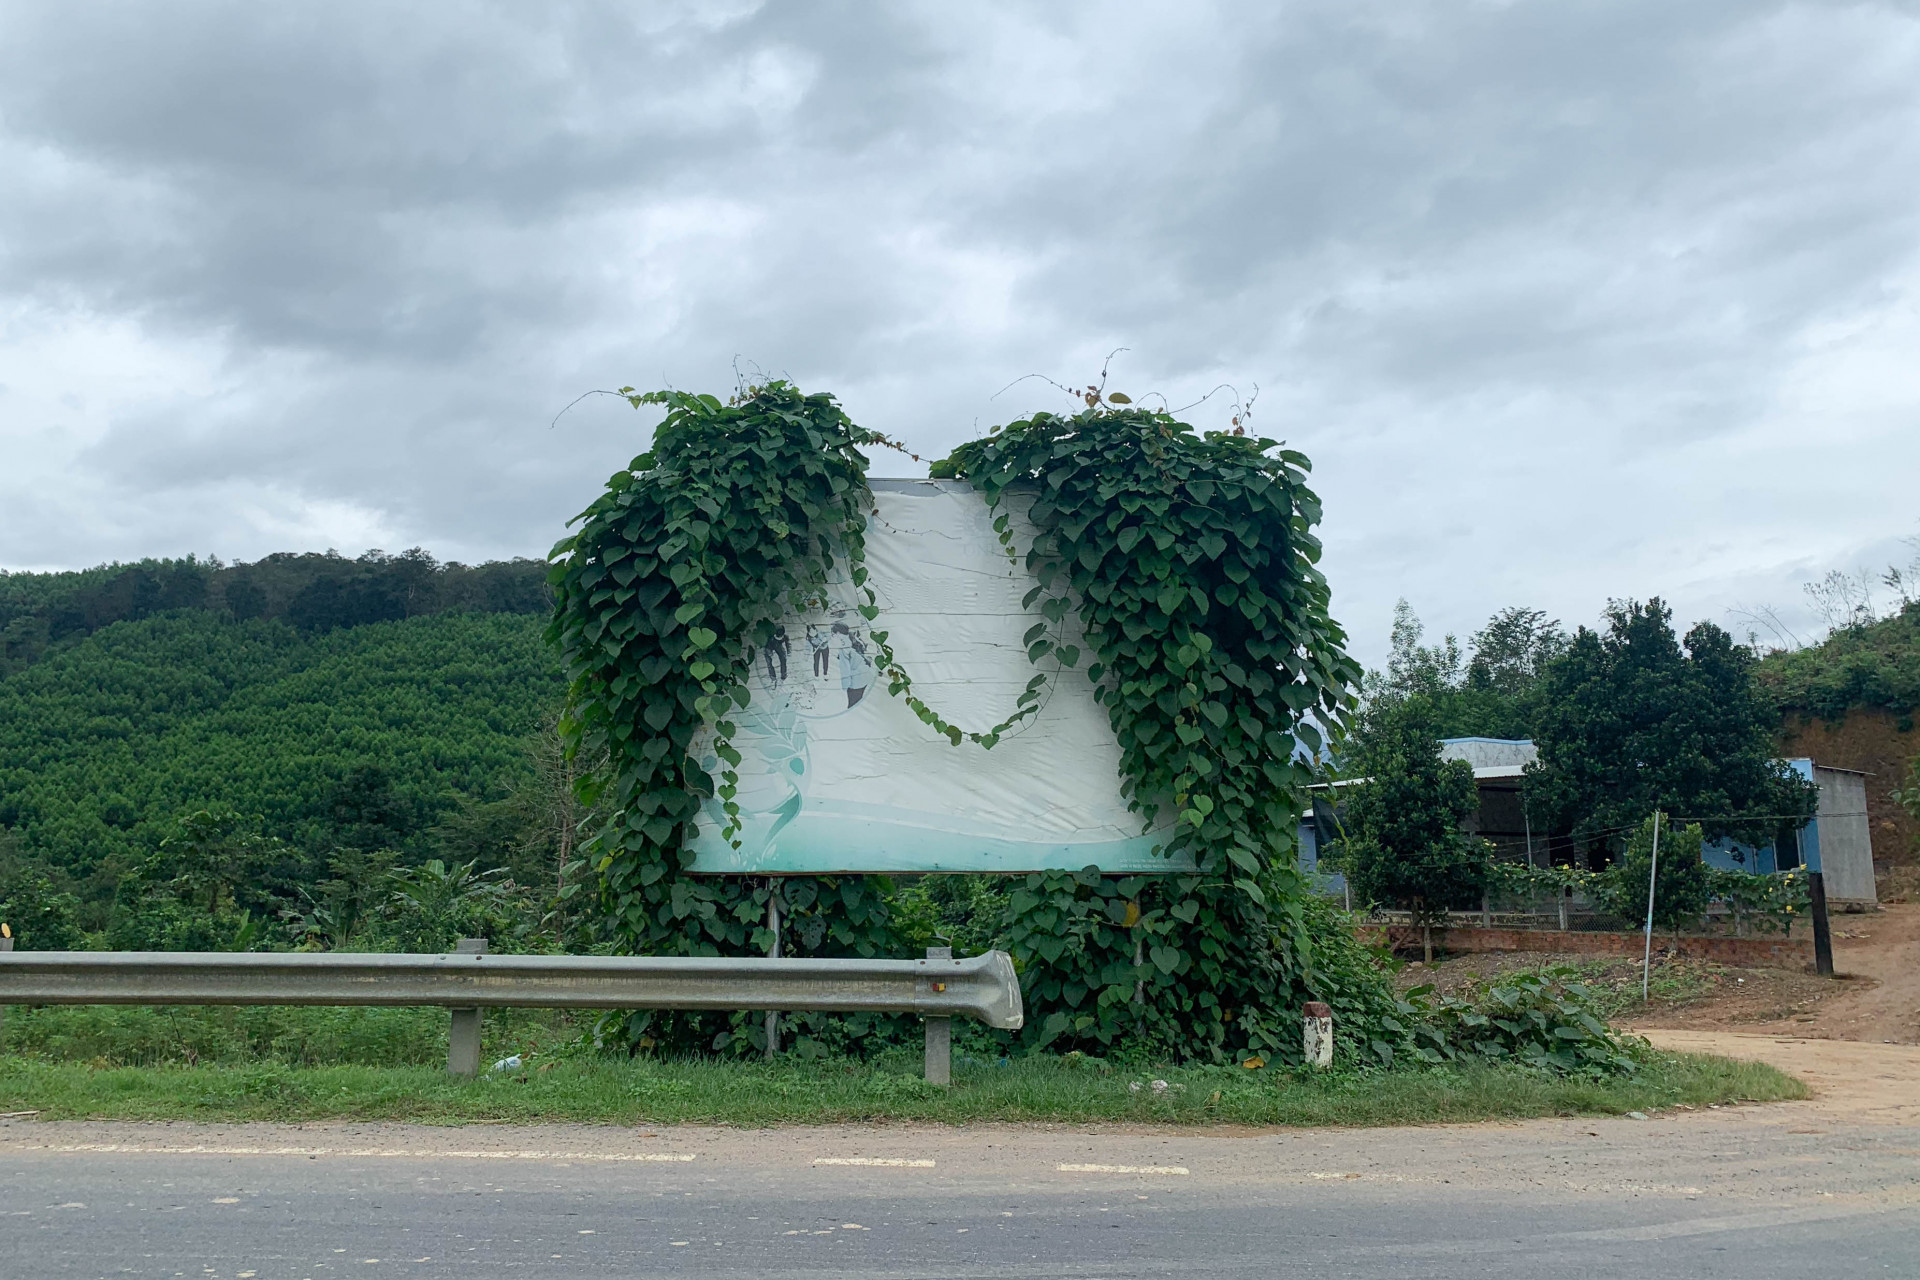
765, 886, 781, 1058
1642, 812, 1662, 1003
448, 937, 487, 1076
1809, 871, 1835, 977
924, 945, 952, 1086
1524, 811, 1534, 870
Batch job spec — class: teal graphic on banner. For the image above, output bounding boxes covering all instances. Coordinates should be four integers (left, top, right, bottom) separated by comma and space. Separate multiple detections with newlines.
686, 480, 1185, 875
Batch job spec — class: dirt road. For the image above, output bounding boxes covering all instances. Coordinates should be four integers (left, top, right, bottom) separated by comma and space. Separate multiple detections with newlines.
1638, 1029, 1920, 1125
1748, 901, 1920, 1043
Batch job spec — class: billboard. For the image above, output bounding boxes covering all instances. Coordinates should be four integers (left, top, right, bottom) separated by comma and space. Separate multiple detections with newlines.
686, 479, 1185, 874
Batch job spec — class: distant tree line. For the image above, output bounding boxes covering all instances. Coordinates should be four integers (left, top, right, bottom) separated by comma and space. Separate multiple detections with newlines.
1332, 598, 1817, 923
0, 548, 549, 677
0, 603, 571, 950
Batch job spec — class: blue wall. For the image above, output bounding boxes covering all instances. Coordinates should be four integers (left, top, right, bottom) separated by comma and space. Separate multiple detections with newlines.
1700, 758, 1817, 875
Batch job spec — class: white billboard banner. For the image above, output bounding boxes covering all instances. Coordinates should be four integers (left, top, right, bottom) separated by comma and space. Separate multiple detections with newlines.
686, 479, 1186, 874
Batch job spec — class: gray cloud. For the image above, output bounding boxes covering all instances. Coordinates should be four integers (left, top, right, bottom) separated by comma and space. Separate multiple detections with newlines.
2, 0, 1916, 666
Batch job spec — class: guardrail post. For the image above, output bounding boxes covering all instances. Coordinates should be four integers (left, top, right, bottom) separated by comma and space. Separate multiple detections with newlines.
924, 946, 952, 1086
0, 930, 11, 1047
448, 938, 487, 1076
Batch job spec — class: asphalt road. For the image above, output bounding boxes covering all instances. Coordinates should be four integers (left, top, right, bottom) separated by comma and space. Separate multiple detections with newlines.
5, 1035, 1918, 1279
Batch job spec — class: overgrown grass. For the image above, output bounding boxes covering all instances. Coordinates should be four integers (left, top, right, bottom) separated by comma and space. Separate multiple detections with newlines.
0, 1003, 584, 1068
0, 1000, 1804, 1127
0, 1050, 1802, 1127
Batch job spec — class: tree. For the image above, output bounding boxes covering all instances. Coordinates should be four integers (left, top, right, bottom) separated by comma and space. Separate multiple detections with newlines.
1525, 599, 1816, 866
157, 806, 290, 916
1339, 696, 1491, 960
0, 833, 83, 950
1593, 814, 1710, 934
1379, 600, 1463, 702
383, 858, 514, 953
1465, 607, 1568, 700
321, 764, 419, 853
283, 847, 400, 949
1371, 601, 1565, 740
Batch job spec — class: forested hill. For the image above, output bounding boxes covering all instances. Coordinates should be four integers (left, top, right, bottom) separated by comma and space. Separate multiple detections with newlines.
0, 554, 564, 929
1756, 602, 1920, 723
1, 549, 549, 678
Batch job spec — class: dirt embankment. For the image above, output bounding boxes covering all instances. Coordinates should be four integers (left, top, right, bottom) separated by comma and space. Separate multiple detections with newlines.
1779, 706, 1918, 887
1405, 903, 1920, 1045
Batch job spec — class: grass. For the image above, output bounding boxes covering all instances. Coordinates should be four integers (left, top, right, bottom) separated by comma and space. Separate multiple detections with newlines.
0, 1000, 1805, 1128
0, 1002, 581, 1069
0, 1050, 1803, 1128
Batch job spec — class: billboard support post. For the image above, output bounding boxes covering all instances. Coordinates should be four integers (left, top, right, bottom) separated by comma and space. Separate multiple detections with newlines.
765, 888, 782, 1057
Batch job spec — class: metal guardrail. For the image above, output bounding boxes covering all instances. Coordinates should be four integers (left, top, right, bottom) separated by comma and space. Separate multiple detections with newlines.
0, 947, 1023, 1082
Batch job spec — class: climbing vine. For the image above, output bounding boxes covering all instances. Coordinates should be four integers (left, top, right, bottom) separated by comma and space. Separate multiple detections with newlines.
551, 380, 1367, 1063
934, 400, 1363, 1060
546, 383, 903, 1052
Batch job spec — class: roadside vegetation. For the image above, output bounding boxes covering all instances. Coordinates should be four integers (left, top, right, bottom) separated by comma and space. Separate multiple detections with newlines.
0, 1049, 1800, 1128
9, 388, 1893, 1118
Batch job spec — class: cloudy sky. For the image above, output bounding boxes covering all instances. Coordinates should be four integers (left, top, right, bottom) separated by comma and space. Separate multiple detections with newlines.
2, 1, 1916, 666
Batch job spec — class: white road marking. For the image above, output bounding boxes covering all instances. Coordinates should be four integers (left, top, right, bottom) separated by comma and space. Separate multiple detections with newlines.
5, 1143, 693, 1163
1057, 1163, 1189, 1176
812, 1157, 935, 1168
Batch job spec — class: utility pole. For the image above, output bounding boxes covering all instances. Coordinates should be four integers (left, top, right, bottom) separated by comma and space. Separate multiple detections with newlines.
1641, 811, 1662, 1003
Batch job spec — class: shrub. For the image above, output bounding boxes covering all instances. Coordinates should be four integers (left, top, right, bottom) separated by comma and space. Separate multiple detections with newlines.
1407, 967, 1641, 1077
1594, 816, 1710, 933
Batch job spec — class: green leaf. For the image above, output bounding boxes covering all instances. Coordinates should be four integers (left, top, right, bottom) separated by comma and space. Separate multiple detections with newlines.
687, 627, 718, 650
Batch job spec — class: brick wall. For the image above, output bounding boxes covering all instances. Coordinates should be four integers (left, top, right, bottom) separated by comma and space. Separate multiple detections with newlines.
1361, 925, 1813, 971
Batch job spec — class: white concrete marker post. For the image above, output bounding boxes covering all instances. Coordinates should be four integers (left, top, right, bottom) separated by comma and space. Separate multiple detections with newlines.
1303, 1000, 1333, 1068
448, 937, 488, 1076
